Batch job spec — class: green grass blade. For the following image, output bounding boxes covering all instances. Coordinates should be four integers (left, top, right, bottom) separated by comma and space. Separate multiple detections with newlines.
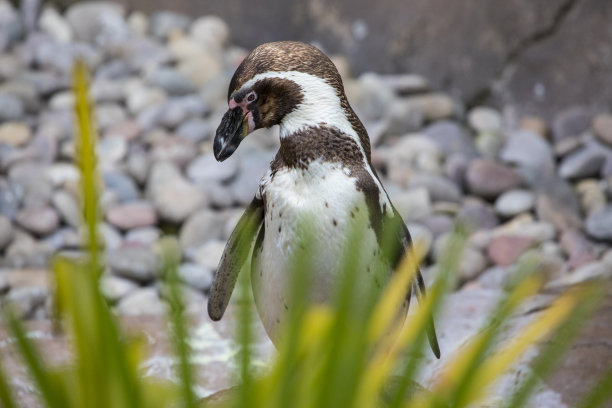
0, 354, 17, 408
160, 237, 196, 408
579, 365, 612, 408
4, 309, 69, 408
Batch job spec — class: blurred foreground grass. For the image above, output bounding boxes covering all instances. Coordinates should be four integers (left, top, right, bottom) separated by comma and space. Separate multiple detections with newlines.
0, 60, 611, 408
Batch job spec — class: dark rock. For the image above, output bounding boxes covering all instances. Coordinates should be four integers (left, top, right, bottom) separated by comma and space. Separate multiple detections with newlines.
551, 106, 592, 142
558, 146, 606, 179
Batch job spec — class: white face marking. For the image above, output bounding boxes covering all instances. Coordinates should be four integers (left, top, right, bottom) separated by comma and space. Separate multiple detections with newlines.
240, 70, 392, 215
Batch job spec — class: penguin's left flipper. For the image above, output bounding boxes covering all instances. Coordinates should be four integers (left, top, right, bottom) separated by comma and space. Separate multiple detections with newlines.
208, 197, 264, 321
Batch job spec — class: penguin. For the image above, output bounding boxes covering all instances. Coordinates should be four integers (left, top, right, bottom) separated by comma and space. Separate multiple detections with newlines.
209, 41, 440, 358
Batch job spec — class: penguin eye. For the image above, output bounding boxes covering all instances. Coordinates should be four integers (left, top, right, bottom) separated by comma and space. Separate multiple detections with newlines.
246, 91, 257, 103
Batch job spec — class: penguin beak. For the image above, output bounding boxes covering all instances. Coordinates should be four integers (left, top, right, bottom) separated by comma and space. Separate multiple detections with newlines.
214, 107, 248, 162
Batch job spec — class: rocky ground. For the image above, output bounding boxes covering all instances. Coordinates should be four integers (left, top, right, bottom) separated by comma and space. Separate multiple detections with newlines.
0, 1, 611, 405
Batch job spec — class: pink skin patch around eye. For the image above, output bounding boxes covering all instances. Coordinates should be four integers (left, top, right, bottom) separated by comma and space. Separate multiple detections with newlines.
229, 97, 255, 134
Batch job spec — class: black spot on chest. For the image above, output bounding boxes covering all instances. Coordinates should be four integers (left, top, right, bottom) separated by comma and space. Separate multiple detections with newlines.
268, 126, 385, 243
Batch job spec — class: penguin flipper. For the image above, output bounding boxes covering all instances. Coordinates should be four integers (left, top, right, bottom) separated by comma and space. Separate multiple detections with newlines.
207, 197, 264, 321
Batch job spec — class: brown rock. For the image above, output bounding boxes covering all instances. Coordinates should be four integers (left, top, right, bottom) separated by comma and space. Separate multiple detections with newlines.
466, 159, 523, 199
487, 234, 536, 266
520, 116, 548, 138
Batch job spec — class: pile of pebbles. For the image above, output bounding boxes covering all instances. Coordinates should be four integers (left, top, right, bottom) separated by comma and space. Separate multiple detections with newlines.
1, 1, 611, 319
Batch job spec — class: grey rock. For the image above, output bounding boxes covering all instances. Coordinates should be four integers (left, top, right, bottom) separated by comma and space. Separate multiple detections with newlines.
98, 223, 122, 251
15, 206, 60, 236
9, 162, 54, 208
420, 214, 454, 239
65, 1, 129, 45
456, 199, 499, 231
229, 150, 275, 205
178, 262, 213, 292
468, 106, 502, 133
149, 11, 191, 39
388, 188, 432, 222
585, 206, 612, 241
355, 73, 395, 121
405, 222, 433, 255
558, 145, 605, 180
106, 201, 157, 230
500, 130, 556, 183
150, 137, 197, 167
116, 287, 165, 316
187, 153, 239, 184
126, 150, 150, 185
189, 15, 229, 49
103, 170, 140, 202
407, 173, 462, 203
552, 106, 592, 142
466, 159, 523, 199
147, 67, 196, 96
96, 104, 127, 132
476, 266, 510, 290
176, 118, 213, 143
0, 214, 14, 250
100, 274, 139, 303
0, 92, 24, 121
383, 99, 423, 135
39, 6, 73, 43
0, 1, 24, 46
51, 190, 81, 228
42, 227, 80, 251
124, 227, 160, 247
147, 161, 206, 223
4, 286, 48, 319
108, 246, 159, 283
190, 239, 226, 271
203, 182, 234, 208
180, 209, 227, 252
494, 189, 535, 217
422, 120, 478, 159
444, 153, 470, 188
0, 179, 21, 219
560, 229, 598, 269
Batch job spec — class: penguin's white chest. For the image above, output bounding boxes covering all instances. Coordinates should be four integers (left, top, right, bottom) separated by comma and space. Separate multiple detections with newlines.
251, 161, 388, 343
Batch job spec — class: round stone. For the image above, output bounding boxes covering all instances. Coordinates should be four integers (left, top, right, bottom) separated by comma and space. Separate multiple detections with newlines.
592, 113, 612, 146
187, 153, 239, 184
585, 206, 612, 241
106, 201, 158, 230
178, 262, 213, 292
190, 15, 229, 48
494, 189, 535, 217
107, 246, 159, 283
100, 274, 139, 303
116, 287, 165, 316
189, 239, 226, 271
487, 234, 537, 266
468, 106, 502, 133
552, 106, 592, 142
124, 227, 160, 247
558, 146, 605, 180
179, 209, 226, 252
16, 206, 60, 236
466, 159, 523, 199
0, 122, 31, 147
51, 190, 81, 228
